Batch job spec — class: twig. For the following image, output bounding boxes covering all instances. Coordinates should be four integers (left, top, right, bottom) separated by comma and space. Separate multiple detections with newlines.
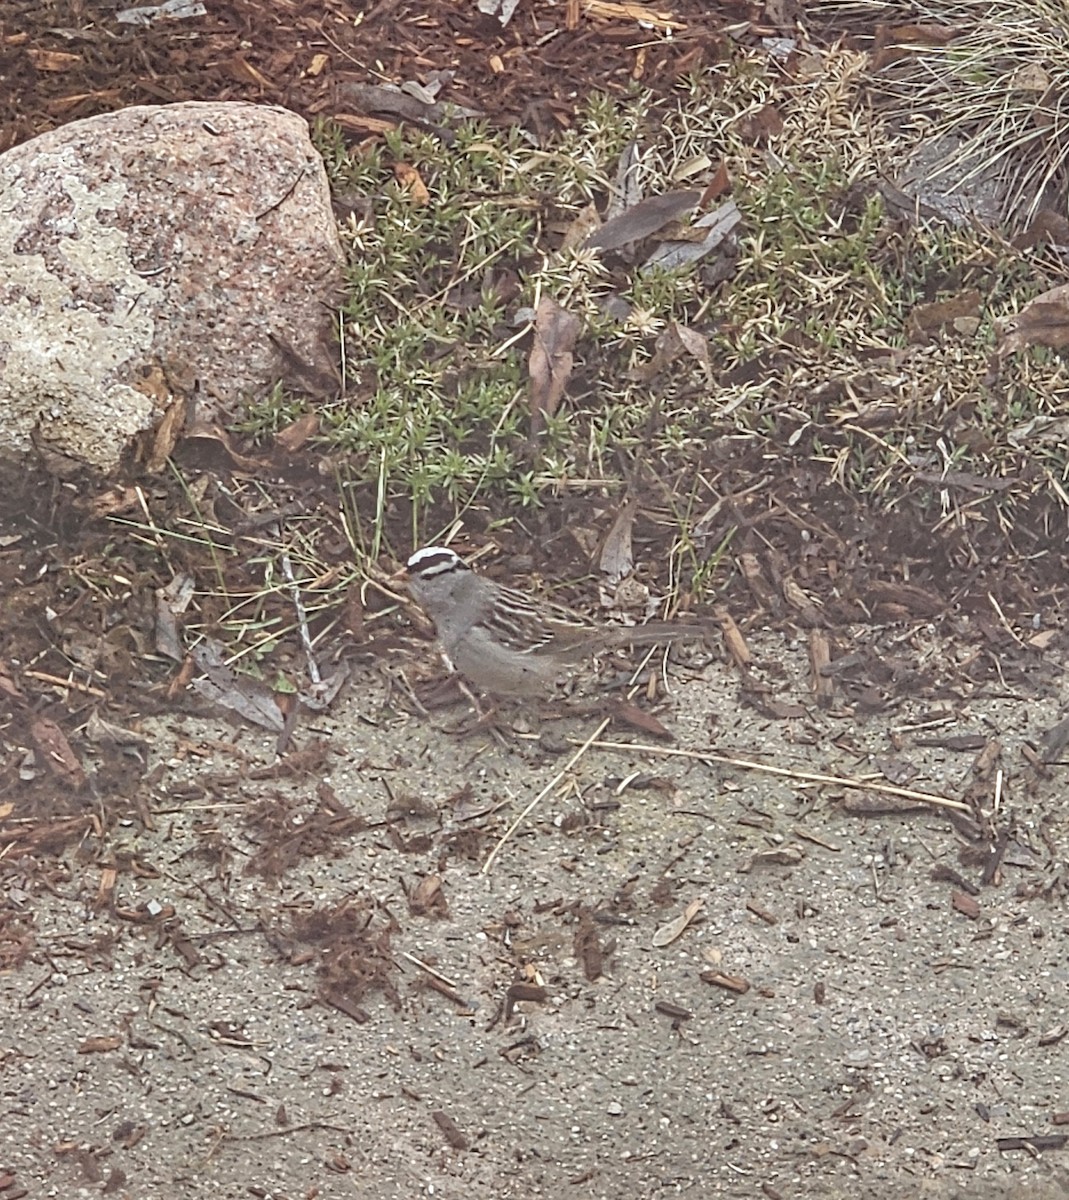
225, 1120, 352, 1142
400, 950, 457, 989
482, 717, 611, 874
22, 670, 107, 698
575, 738, 971, 813
274, 521, 320, 686
988, 591, 1025, 648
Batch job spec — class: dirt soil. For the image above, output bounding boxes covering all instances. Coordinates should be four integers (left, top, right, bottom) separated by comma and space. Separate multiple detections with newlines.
4, 3, 1069, 1199
5, 627, 1069, 1200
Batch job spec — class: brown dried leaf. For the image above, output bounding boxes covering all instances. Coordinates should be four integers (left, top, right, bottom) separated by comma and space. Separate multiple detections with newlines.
641, 200, 741, 272
88, 486, 142, 518
146, 394, 191, 473
782, 578, 822, 625
44, 88, 116, 114
393, 162, 430, 205
275, 412, 320, 453
698, 160, 731, 207
611, 701, 673, 740
700, 970, 750, 994
739, 847, 804, 873
84, 710, 149, 748
408, 874, 448, 917
183, 422, 266, 472
0, 663, 24, 702
870, 21, 962, 70
809, 629, 834, 708
229, 54, 272, 88
907, 289, 982, 342
78, 1035, 123, 1054
528, 297, 581, 437
631, 320, 710, 383
29, 715, 86, 790
1013, 208, 1069, 250
432, 1110, 470, 1151
732, 104, 783, 144
332, 113, 398, 137
998, 283, 1069, 355
560, 202, 601, 250
26, 48, 81, 71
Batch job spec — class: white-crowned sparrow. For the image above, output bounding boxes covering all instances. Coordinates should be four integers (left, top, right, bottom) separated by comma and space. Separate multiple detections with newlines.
404, 544, 705, 698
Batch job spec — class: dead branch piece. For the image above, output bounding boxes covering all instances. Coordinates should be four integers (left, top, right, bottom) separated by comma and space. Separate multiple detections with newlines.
575, 739, 971, 813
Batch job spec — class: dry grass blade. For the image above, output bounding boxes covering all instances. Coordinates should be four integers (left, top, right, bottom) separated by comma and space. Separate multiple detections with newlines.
481, 717, 611, 873
579, 739, 972, 812
858, 0, 1069, 226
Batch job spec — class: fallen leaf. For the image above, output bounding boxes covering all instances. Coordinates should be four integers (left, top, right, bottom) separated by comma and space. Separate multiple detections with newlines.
714, 605, 751, 669
0, 663, 24, 701
47, 88, 122, 114
84, 710, 150, 748
907, 289, 982, 341
78, 1036, 123, 1054
29, 716, 86, 791
652, 897, 704, 947
146, 393, 191, 473
998, 283, 1069, 355
275, 412, 320, 453
631, 320, 710, 382
611, 701, 673, 739
739, 847, 804, 873
641, 199, 742, 272
1013, 208, 1069, 250
88, 487, 142, 518
229, 54, 271, 88
585, 189, 701, 251
870, 21, 962, 70
1011, 62, 1050, 92
607, 140, 642, 219
560, 202, 602, 250
393, 162, 430, 205
26, 49, 81, 71
432, 1110, 470, 1150
408, 874, 448, 916
698, 160, 731, 207
528, 297, 581, 438
189, 640, 286, 733
599, 501, 636, 581
732, 104, 783, 144
182, 421, 266, 472
331, 113, 398, 137
700, 970, 750, 994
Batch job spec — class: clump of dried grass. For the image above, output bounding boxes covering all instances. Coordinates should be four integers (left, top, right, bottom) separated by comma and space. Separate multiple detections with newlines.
832, 0, 1069, 227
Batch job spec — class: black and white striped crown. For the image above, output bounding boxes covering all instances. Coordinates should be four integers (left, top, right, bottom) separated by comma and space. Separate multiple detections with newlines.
406, 545, 468, 579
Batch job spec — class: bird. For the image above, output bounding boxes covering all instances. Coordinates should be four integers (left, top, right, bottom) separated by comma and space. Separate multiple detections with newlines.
404, 544, 706, 699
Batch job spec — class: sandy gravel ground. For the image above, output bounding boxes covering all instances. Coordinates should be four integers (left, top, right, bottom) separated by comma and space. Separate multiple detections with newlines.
4, 627, 1069, 1200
